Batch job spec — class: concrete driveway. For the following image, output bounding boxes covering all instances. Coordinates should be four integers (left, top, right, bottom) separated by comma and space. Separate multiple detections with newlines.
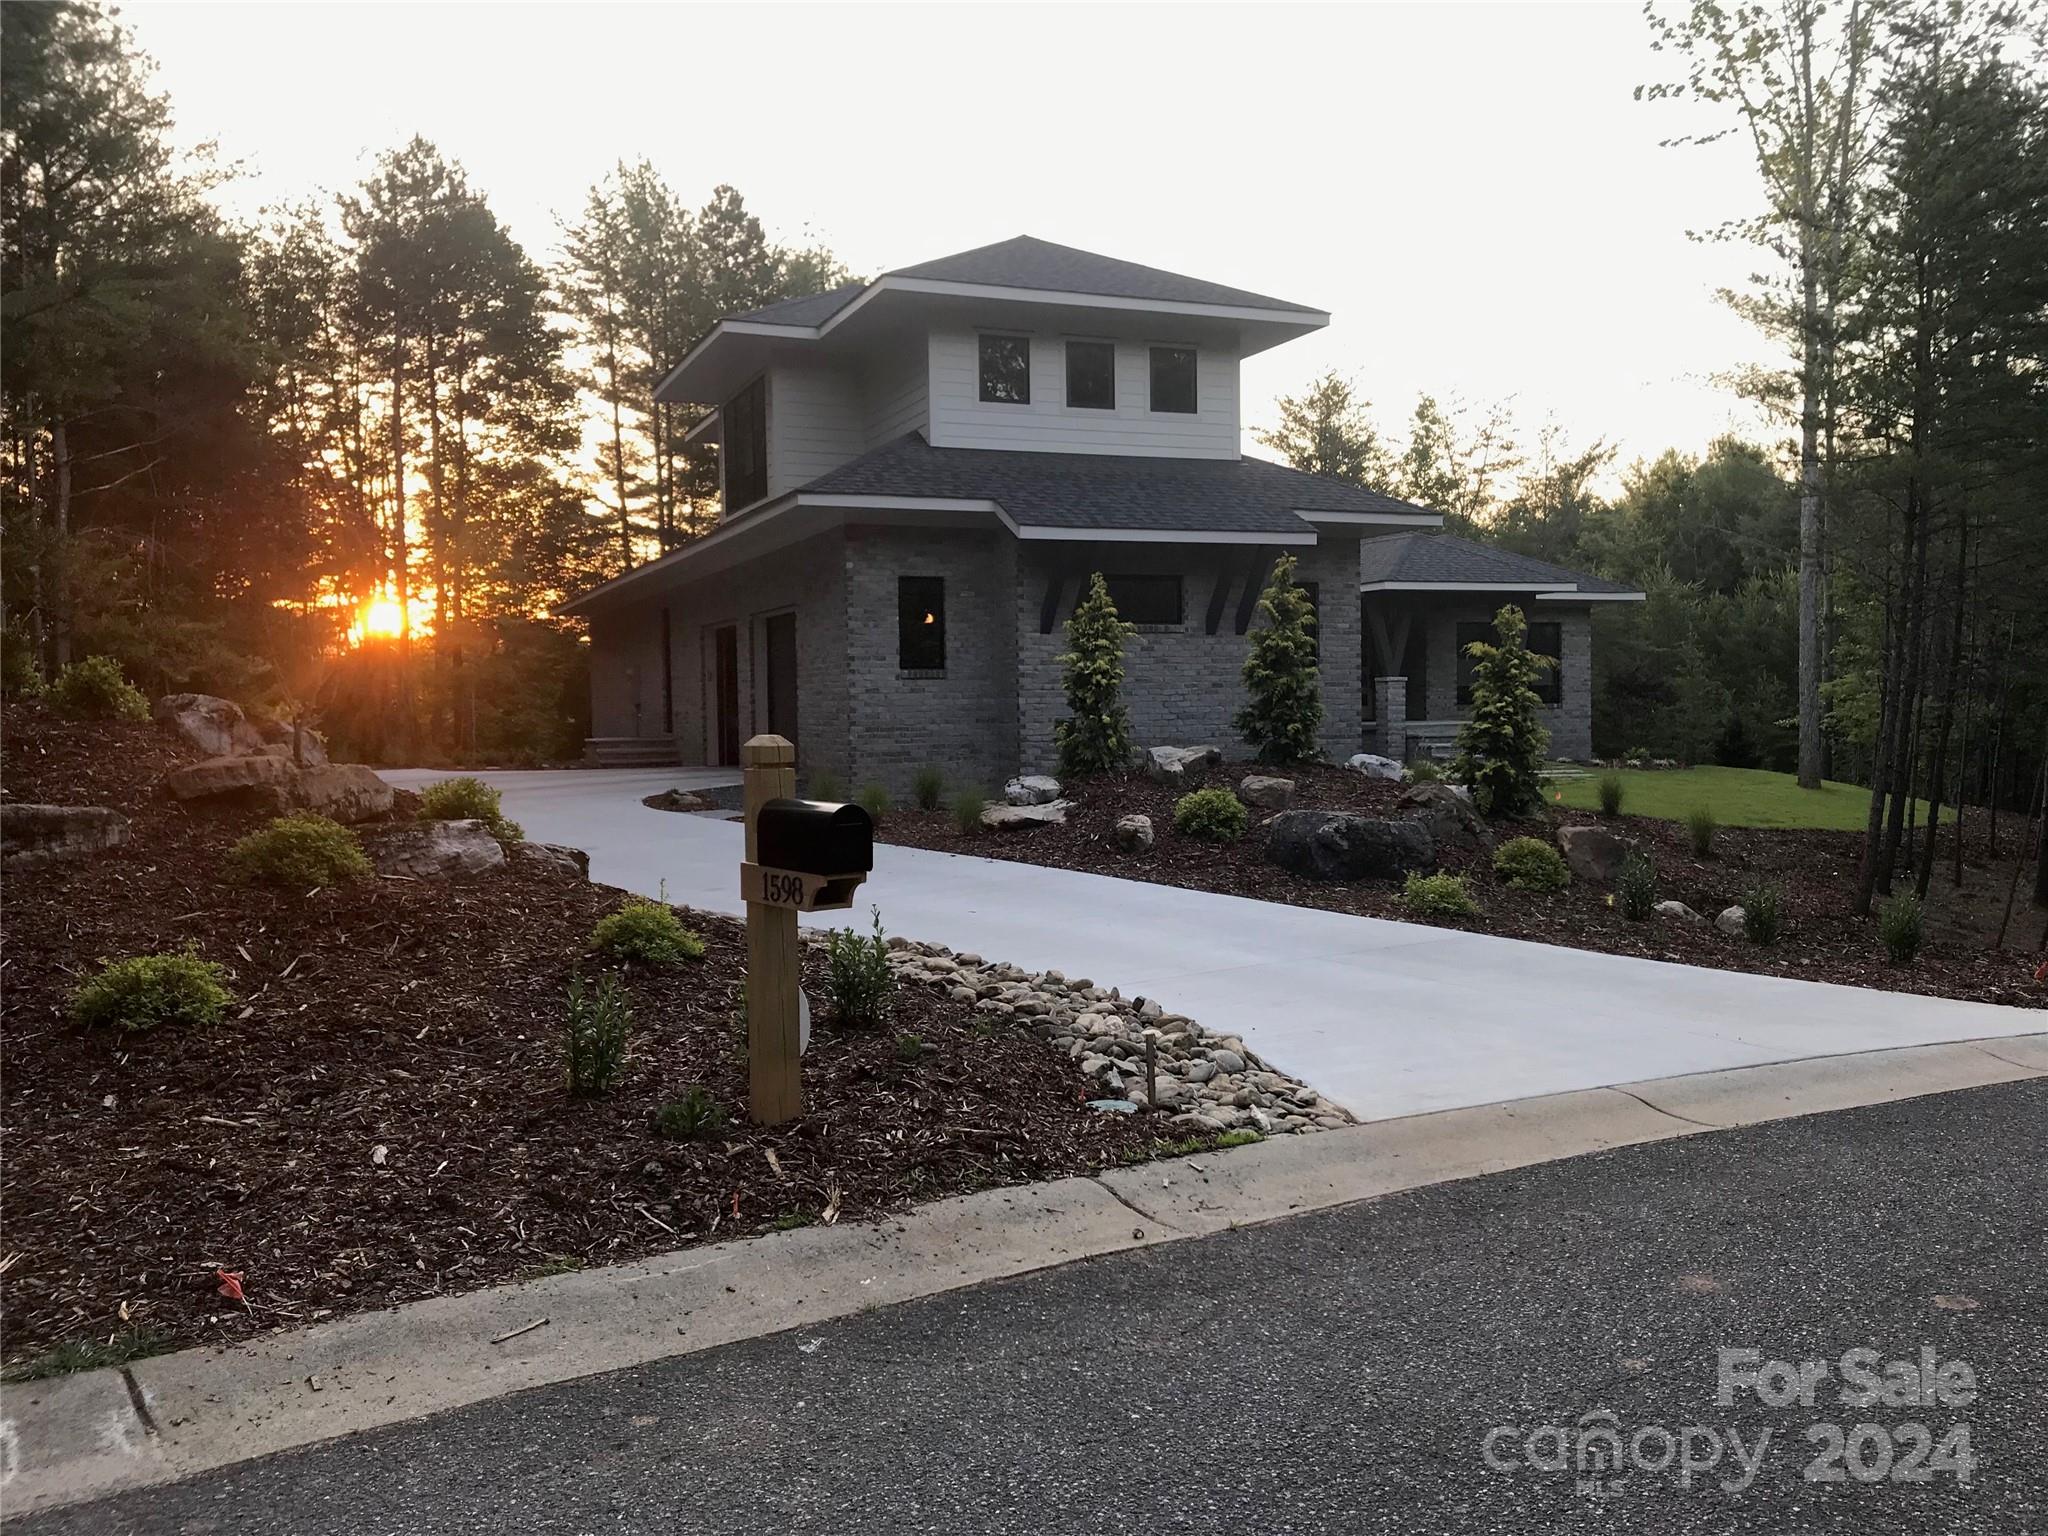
380, 767, 2044, 1121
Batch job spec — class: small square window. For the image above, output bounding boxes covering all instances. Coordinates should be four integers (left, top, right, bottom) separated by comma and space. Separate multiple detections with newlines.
978, 335, 1031, 405
1103, 574, 1183, 628
898, 576, 945, 672
1065, 340, 1115, 410
1149, 346, 1197, 414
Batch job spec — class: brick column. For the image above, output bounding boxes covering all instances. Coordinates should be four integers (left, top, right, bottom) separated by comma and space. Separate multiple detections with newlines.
1374, 676, 1407, 760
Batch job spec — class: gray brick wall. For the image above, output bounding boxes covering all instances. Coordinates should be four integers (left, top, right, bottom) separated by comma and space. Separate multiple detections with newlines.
1418, 601, 1593, 760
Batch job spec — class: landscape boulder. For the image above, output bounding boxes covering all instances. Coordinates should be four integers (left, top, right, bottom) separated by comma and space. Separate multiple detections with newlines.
1715, 905, 1747, 937
1, 804, 131, 871
1265, 810, 1436, 882
1348, 753, 1405, 782
1396, 781, 1492, 852
1144, 745, 1221, 785
1114, 813, 1155, 853
513, 841, 590, 880
643, 788, 714, 813
1558, 824, 1632, 884
1654, 900, 1706, 925
159, 753, 296, 804
368, 819, 507, 879
153, 693, 266, 758
251, 716, 330, 767
263, 763, 394, 824
981, 800, 1070, 831
1004, 774, 1062, 806
1236, 774, 1295, 811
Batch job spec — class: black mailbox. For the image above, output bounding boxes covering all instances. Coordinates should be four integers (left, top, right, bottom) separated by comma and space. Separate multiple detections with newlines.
756, 798, 874, 876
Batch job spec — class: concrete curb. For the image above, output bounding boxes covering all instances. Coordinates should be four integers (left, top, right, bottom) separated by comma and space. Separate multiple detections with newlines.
4, 1031, 2040, 1519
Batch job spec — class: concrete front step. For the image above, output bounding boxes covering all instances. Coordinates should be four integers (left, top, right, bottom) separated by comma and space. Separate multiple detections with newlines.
583, 736, 682, 767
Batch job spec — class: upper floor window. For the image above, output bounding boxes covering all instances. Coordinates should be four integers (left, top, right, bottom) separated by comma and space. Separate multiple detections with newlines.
898, 576, 946, 672
1149, 346, 1197, 414
1457, 619, 1563, 705
978, 334, 1031, 405
1103, 574, 1183, 628
1065, 340, 1116, 410
724, 376, 768, 511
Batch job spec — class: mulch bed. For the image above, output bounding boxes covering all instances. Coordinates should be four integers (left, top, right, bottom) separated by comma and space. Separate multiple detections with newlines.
882, 761, 2047, 1011
0, 704, 1156, 1370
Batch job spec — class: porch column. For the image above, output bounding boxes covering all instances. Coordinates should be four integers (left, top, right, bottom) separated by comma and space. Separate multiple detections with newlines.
1374, 677, 1407, 761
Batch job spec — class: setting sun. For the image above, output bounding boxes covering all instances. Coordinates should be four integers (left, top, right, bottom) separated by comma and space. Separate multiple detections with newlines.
350, 593, 409, 644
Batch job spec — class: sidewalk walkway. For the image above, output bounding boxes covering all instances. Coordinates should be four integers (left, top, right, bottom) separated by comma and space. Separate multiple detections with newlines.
380, 768, 2044, 1121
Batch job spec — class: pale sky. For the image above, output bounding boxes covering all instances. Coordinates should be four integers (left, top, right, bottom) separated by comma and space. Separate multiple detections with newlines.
125, 0, 1779, 490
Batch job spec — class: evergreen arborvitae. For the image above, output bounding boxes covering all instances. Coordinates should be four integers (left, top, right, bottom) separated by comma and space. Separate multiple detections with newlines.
1452, 603, 1553, 818
1234, 553, 1324, 765
1054, 573, 1136, 776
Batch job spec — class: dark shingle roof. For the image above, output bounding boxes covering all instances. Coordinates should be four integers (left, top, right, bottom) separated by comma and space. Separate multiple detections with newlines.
1357, 531, 1640, 594
887, 236, 1320, 314
801, 434, 1434, 536
732, 282, 867, 326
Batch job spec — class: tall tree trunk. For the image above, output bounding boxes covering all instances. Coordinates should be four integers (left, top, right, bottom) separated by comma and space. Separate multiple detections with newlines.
1878, 491, 1931, 892
391, 344, 414, 747
50, 417, 73, 670
1994, 727, 2048, 949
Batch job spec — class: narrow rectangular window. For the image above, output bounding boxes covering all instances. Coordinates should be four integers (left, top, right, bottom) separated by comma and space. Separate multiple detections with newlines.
723, 376, 768, 511
1103, 574, 1183, 628
1065, 340, 1115, 409
1149, 345, 1197, 414
978, 334, 1031, 404
898, 576, 946, 672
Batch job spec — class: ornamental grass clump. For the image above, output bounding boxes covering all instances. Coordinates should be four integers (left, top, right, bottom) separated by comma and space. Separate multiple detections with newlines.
950, 788, 986, 835
1404, 758, 1443, 784
1879, 892, 1923, 967
1234, 553, 1323, 766
1172, 786, 1248, 843
1685, 805, 1718, 858
70, 950, 233, 1033
1452, 605, 1553, 819
651, 1086, 728, 1140
589, 898, 705, 966
1742, 881, 1785, 945
49, 655, 148, 721
1493, 836, 1570, 892
856, 782, 890, 824
228, 814, 371, 889
1400, 872, 1480, 921
825, 906, 895, 1028
1597, 771, 1626, 817
564, 973, 631, 1096
1614, 853, 1658, 921
1054, 573, 1136, 777
911, 766, 945, 811
418, 775, 523, 842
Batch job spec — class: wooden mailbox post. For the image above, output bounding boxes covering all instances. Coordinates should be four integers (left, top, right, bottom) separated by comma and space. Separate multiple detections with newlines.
738, 734, 870, 1125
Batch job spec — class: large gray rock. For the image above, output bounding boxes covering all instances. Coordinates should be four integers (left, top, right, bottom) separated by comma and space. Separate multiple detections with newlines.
1715, 905, 1747, 937
1, 803, 131, 870
159, 752, 296, 803
1004, 774, 1062, 806
1348, 752, 1405, 782
153, 693, 265, 757
1145, 745, 1221, 785
1654, 899, 1706, 925
368, 819, 507, 879
981, 800, 1070, 830
1265, 810, 1436, 882
1396, 781, 1493, 852
264, 763, 394, 824
1114, 813, 1154, 853
1237, 774, 1295, 811
1558, 824, 1633, 884
252, 716, 330, 767
513, 841, 590, 879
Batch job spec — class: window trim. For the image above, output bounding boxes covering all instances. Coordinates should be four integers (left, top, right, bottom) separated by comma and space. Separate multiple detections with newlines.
897, 575, 947, 675
976, 332, 1033, 406
1148, 344, 1199, 415
1063, 338, 1117, 411
1102, 573, 1185, 631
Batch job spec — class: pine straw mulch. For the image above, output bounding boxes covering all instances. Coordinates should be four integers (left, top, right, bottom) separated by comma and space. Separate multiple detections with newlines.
881, 761, 2047, 1012
0, 703, 1157, 1370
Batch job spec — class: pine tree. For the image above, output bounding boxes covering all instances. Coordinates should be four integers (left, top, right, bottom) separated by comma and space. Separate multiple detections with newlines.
1234, 553, 1323, 765
1453, 604, 1553, 818
1054, 573, 1136, 776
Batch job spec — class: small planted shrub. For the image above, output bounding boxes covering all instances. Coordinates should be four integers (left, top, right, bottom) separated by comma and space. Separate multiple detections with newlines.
1234, 552, 1324, 766
1451, 605, 1553, 818
564, 973, 631, 1096
1173, 786, 1249, 843
1685, 805, 1718, 858
589, 898, 705, 966
1494, 836, 1570, 892
228, 814, 370, 889
950, 788, 986, 836
1614, 853, 1658, 921
70, 950, 232, 1033
49, 655, 148, 721
1743, 881, 1784, 945
418, 776, 523, 842
1596, 771, 1626, 817
856, 782, 891, 824
911, 765, 945, 811
1054, 572, 1137, 776
894, 1032, 926, 1062
826, 905, 894, 1028
808, 769, 846, 802
1404, 758, 1443, 784
1401, 871, 1480, 921
651, 1086, 728, 1140
1879, 892, 1923, 967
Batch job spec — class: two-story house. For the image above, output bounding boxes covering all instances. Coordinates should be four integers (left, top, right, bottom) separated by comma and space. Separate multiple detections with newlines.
563, 237, 1639, 789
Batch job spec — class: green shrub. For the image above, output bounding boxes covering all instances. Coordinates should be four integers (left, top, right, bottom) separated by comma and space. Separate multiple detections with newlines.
894, 1032, 926, 1062
1400, 872, 1480, 920
589, 898, 705, 966
1493, 836, 1570, 892
564, 973, 631, 1096
856, 782, 890, 823
651, 1086, 728, 1140
1054, 572, 1137, 776
228, 814, 370, 889
1173, 786, 1249, 843
418, 776, 523, 842
70, 950, 232, 1033
1614, 853, 1658, 921
1684, 805, 1718, 858
950, 789, 986, 835
1742, 881, 1784, 945
808, 769, 845, 802
1, 623, 44, 699
825, 906, 894, 1027
1234, 552, 1323, 766
1879, 892, 1923, 966
48, 655, 148, 721
911, 765, 945, 811
1404, 758, 1443, 784
1451, 605, 1553, 818
1596, 771, 1626, 817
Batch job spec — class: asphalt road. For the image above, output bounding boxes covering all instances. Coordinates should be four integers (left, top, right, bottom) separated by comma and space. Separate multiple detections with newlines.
25, 1080, 2046, 1535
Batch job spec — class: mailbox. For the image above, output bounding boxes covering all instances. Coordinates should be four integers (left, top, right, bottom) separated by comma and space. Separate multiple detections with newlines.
756, 798, 874, 877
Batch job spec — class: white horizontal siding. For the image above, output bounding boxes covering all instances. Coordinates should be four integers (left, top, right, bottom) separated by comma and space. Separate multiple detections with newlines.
767, 363, 865, 496
863, 348, 928, 448
926, 328, 1239, 458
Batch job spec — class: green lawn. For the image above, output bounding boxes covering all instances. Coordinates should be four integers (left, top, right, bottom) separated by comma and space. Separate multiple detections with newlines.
1552, 765, 1912, 832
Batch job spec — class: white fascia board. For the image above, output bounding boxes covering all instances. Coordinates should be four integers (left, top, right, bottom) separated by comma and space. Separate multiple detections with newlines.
558, 492, 802, 613
865, 275, 1329, 329
1294, 509, 1444, 528
1534, 589, 1646, 603
654, 320, 823, 403
1358, 580, 1578, 593
797, 494, 1004, 515
682, 409, 720, 445
1016, 525, 1316, 547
